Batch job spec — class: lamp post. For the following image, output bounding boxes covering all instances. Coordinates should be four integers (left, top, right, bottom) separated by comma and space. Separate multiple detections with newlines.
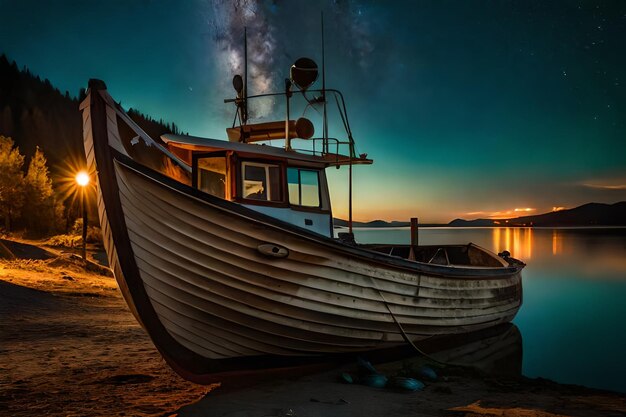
75, 171, 90, 261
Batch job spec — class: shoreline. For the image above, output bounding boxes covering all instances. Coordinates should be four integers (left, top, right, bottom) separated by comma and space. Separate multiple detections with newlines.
337, 225, 626, 230
1, 238, 625, 416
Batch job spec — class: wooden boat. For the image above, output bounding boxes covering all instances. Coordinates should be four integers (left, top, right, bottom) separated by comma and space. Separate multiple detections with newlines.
80, 61, 524, 383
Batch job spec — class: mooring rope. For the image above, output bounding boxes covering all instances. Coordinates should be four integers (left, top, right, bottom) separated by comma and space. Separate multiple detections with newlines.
371, 280, 449, 366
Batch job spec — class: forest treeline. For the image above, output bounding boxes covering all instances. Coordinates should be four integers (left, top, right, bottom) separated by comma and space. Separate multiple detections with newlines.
0, 136, 64, 234
0, 54, 181, 236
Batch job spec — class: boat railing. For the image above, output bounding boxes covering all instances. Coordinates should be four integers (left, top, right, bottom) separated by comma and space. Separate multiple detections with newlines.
226, 88, 359, 161
289, 137, 353, 163
224, 89, 371, 165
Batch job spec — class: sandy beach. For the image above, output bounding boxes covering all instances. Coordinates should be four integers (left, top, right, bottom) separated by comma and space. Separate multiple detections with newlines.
1, 238, 625, 417
0, 239, 210, 417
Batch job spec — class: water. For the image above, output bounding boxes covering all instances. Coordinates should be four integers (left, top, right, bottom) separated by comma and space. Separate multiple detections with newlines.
351, 227, 626, 393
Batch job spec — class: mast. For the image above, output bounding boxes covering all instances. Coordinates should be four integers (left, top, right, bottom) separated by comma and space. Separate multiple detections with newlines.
243, 27, 248, 125
349, 158, 353, 234
285, 78, 292, 150
321, 12, 328, 154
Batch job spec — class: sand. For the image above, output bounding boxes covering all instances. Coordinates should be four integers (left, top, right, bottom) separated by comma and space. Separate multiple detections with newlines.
0, 239, 210, 417
1, 238, 625, 417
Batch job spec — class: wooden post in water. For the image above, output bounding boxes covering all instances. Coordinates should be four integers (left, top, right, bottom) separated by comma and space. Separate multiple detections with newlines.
410, 217, 419, 248
409, 217, 418, 261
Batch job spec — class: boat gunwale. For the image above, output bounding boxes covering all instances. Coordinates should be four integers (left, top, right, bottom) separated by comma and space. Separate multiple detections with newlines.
116, 161, 522, 297
112, 151, 523, 280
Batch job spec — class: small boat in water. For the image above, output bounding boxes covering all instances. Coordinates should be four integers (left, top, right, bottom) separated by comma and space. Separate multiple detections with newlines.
80, 57, 524, 383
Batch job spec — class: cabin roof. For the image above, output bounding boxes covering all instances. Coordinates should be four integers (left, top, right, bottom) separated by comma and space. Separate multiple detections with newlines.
161, 134, 373, 166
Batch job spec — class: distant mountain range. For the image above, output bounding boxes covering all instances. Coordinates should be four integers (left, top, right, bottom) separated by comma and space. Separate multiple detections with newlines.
334, 219, 410, 228
333, 219, 446, 228
335, 202, 626, 228
449, 202, 626, 227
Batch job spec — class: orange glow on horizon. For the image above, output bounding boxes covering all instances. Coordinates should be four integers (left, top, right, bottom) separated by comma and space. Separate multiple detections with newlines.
465, 207, 537, 220
340, 202, 564, 224
344, 206, 541, 224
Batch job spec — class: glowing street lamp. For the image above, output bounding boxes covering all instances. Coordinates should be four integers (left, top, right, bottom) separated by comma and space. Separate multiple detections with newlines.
76, 171, 90, 187
75, 171, 90, 261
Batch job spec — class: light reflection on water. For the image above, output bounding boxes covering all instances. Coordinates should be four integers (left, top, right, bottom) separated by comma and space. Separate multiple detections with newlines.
351, 227, 626, 393
492, 227, 533, 260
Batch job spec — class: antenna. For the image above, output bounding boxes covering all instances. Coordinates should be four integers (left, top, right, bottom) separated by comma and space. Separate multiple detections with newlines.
285, 78, 292, 150
321, 12, 328, 154
243, 27, 248, 124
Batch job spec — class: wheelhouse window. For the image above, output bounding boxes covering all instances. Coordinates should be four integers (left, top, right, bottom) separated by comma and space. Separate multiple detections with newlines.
287, 168, 320, 207
196, 156, 226, 198
241, 161, 282, 201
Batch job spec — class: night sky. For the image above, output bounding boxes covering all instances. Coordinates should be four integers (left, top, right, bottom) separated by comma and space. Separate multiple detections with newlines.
1, 0, 625, 222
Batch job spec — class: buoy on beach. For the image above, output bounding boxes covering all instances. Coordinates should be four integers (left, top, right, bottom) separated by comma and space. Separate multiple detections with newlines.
360, 373, 388, 389
340, 372, 354, 384
390, 377, 425, 392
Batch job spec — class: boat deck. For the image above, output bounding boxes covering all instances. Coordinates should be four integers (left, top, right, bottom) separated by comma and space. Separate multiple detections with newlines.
361, 244, 507, 267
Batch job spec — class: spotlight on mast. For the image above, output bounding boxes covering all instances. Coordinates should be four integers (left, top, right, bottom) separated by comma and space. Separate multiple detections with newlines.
290, 58, 318, 91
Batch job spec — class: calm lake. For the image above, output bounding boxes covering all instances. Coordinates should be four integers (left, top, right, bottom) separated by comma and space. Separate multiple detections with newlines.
351, 227, 626, 393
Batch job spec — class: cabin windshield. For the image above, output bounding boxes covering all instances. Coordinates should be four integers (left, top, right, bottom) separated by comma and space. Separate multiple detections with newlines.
241, 161, 282, 202
196, 155, 226, 198
188, 151, 332, 236
287, 168, 320, 207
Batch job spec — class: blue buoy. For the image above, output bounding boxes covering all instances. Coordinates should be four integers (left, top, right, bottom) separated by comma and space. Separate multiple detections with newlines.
360, 373, 388, 388
340, 372, 354, 384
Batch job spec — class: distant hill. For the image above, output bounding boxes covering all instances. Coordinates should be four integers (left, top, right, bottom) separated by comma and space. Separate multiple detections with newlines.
334, 219, 409, 228
335, 202, 626, 228
333, 219, 444, 228
449, 202, 626, 227
0, 54, 181, 181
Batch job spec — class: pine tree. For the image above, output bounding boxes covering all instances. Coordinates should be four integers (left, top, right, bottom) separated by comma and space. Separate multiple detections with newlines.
0, 136, 25, 231
23, 147, 62, 235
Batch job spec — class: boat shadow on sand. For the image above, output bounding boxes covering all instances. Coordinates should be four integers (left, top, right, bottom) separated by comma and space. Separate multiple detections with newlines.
379, 322, 523, 377
177, 323, 523, 415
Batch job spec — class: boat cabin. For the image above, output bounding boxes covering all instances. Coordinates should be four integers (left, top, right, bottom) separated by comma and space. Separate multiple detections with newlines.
162, 133, 368, 237
158, 56, 372, 237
